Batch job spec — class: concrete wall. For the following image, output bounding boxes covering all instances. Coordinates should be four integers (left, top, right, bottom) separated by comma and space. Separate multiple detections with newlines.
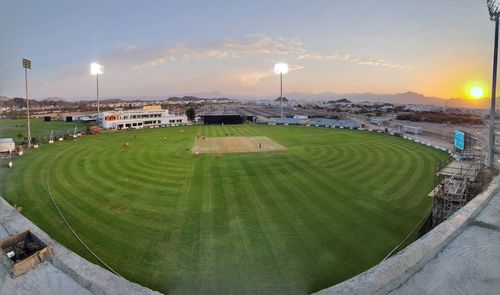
313, 175, 500, 295
0, 197, 162, 295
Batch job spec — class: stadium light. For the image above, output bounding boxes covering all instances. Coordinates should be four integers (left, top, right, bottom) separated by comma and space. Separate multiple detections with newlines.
274, 63, 288, 119
487, 0, 500, 169
22, 58, 32, 148
274, 63, 288, 75
90, 62, 103, 75
90, 63, 103, 126
488, 0, 500, 21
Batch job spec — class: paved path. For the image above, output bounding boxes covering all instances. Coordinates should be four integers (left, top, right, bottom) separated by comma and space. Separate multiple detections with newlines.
389, 190, 500, 295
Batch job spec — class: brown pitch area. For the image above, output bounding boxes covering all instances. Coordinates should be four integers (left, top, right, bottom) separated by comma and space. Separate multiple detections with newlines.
192, 136, 287, 154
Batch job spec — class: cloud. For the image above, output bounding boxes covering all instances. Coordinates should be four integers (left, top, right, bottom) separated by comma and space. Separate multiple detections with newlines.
110, 35, 409, 72
222, 34, 306, 56
50, 34, 409, 86
240, 64, 304, 86
117, 44, 137, 52
298, 52, 410, 69
105, 34, 306, 70
98, 34, 409, 73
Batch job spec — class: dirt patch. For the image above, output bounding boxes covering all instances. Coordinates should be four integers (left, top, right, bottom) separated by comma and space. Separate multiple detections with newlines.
108, 204, 130, 213
192, 136, 287, 154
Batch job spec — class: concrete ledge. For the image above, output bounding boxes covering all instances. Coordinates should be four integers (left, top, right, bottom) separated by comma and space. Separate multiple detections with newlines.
0, 197, 162, 295
313, 175, 500, 295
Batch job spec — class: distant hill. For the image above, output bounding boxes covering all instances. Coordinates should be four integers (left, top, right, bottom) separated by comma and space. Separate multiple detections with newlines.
275, 97, 289, 102
42, 97, 66, 102
286, 91, 443, 105
284, 91, 494, 109
100, 98, 126, 104
328, 98, 352, 104
167, 96, 231, 102
0, 91, 494, 110
0, 97, 71, 108
168, 96, 202, 102
11, 97, 41, 108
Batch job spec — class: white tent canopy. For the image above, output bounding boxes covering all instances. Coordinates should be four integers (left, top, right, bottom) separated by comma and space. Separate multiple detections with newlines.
0, 138, 15, 153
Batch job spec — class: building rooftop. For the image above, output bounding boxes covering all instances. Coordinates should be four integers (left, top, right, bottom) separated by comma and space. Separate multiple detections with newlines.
0, 138, 14, 144
309, 119, 359, 128
269, 117, 303, 125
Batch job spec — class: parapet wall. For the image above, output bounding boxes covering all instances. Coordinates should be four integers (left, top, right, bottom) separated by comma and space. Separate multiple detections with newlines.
0, 196, 162, 295
314, 175, 500, 295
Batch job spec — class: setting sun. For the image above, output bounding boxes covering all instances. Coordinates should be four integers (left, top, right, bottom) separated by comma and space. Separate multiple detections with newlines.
469, 86, 485, 99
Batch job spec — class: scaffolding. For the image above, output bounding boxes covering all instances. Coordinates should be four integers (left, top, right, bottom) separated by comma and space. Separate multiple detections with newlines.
430, 155, 485, 227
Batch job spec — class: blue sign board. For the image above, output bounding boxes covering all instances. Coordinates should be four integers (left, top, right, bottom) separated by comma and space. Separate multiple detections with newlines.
454, 130, 465, 150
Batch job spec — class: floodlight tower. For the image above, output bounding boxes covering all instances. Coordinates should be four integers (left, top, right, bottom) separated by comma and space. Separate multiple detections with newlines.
90, 62, 103, 126
22, 58, 32, 148
487, 0, 500, 170
274, 63, 288, 119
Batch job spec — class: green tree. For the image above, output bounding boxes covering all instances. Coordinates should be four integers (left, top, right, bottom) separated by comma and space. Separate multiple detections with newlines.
185, 107, 196, 121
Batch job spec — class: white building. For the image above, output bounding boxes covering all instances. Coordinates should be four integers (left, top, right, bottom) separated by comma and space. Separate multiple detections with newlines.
98, 106, 188, 130
370, 116, 392, 126
0, 138, 15, 153
403, 125, 423, 135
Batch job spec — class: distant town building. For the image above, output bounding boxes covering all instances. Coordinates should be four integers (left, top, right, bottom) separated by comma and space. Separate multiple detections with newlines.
274, 97, 290, 106
370, 116, 393, 126
377, 103, 394, 112
308, 119, 359, 129
269, 117, 304, 125
402, 125, 423, 135
327, 98, 353, 107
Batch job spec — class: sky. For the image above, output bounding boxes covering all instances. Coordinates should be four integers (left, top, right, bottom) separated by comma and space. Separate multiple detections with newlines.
0, 0, 496, 100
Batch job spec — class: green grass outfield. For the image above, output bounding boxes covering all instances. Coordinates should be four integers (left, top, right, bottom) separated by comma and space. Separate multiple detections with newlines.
0, 118, 88, 143
0, 124, 446, 294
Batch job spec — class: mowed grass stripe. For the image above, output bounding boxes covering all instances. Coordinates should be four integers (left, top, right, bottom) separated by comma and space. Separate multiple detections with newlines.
353, 140, 415, 184
216, 151, 287, 293
255, 150, 382, 287
288, 142, 419, 243
0, 125, 447, 294
230, 158, 286, 293
238, 157, 316, 293
375, 140, 436, 199
225, 169, 298, 293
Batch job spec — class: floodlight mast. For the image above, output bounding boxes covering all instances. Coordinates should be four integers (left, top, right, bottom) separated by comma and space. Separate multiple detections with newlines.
90, 63, 103, 126
274, 63, 288, 119
22, 58, 32, 148
488, 0, 500, 170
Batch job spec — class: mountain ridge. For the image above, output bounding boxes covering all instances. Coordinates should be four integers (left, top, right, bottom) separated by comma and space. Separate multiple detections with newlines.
0, 91, 494, 109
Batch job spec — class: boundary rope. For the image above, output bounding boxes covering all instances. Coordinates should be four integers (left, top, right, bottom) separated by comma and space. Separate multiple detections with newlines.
381, 205, 433, 262
46, 147, 122, 277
